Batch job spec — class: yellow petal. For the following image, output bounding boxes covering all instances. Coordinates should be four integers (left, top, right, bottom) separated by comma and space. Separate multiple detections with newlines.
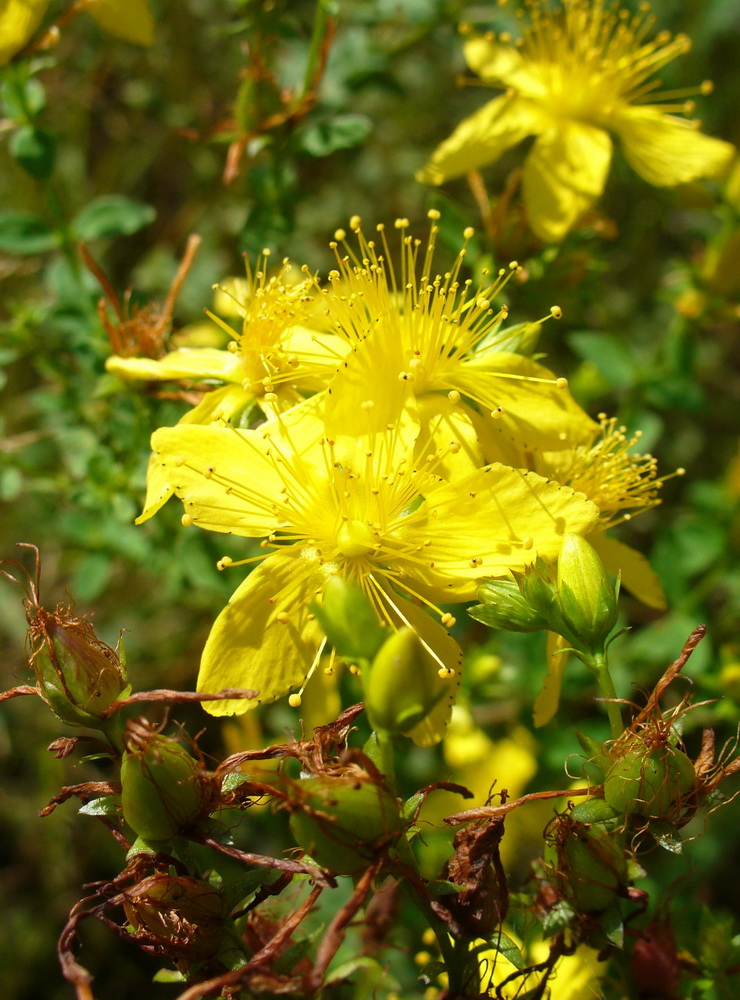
589, 531, 666, 610
378, 589, 463, 747
416, 93, 545, 185
0, 0, 48, 65
455, 352, 597, 450
415, 395, 487, 480
180, 384, 255, 425
278, 326, 350, 392
198, 549, 327, 716
523, 122, 612, 242
533, 632, 569, 727
143, 396, 326, 534
464, 35, 547, 98
85, 0, 154, 46
106, 347, 246, 383
613, 108, 735, 188
397, 465, 600, 600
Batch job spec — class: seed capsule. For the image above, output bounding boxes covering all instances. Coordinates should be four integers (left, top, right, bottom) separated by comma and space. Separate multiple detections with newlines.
548, 819, 628, 913
30, 610, 129, 727
123, 874, 224, 968
288, 771, 403, 875
121, 719, 210, 842
604, 744, 695, 818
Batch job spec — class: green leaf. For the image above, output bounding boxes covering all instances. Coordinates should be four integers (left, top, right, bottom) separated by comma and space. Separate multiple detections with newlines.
567, 331, 639, 391
0, 212, 57, 254
79, 795, 121, 818
1, 77, 46, 119
10, 126, 56, 179
72, 195, 156, 240
299, 114, 373, 157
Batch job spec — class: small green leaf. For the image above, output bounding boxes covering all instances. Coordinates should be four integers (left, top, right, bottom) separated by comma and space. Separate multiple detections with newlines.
300, 114, 373, 157
0, 212, 57, 254
79, 795, 121, 818
1, 77, 46, 119
72, 195, 156, 240
10, 126, 56, 179
567, 331, 639, 391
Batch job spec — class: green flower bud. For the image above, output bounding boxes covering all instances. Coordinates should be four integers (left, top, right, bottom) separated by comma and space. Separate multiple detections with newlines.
121, 720, 210, 842
364, 627, 443, 736
548, 818, 628, 912
123, 874, 224, 968
469, 577, 550, 633
312, 576, 388, 662
30, 608, 129, 728
604, 744, 695, 818
288, 770, 404, 875
557, 533, 618, 653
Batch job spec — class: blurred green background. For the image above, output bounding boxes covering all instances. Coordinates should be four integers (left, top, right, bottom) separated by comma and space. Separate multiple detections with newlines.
1, 1, 739, 997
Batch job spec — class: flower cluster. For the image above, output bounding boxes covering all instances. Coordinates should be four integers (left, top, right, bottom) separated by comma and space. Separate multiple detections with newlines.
115, 213, 673, 743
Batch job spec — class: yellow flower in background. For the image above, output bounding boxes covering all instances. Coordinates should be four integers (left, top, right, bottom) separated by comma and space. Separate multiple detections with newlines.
0, 0, 48, 65
322, 213, 595, 477
417, 0, 735, 242
85, 0, 154, 46
478, 932, 604, 999
146, 385, 598, 742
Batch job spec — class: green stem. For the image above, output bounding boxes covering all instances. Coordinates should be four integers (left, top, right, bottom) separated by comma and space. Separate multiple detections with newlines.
44, 179, 80, 278
588, 651, 623, 740
303, 0, 332, 95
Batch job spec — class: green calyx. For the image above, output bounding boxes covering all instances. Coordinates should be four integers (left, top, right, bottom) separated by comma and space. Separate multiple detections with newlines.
288, 770, 404, 875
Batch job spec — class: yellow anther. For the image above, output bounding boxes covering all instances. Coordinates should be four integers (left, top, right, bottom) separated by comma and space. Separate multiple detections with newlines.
556, 377, 568, 389
350, 215, 361, 230
288, 693, 302, 708
277, 612, 290, 624
334, 228, 346, 241
181, 513, 193, 527
427, 208, 441, 220
463, 226, 475, 239
447, 389, 461, 404
550, 305, 563, 319
217, 556, 233, 570
437, 667, 455, 679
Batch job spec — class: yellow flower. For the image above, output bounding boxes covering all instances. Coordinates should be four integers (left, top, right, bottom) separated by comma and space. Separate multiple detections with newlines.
417, 0, 734, 242
478, 931, 604, 1000
321, 213, 596, 477
84, 0, 154, 46
115, 255, 347, 521
147, 396, 598, 743
0, 0, 48, 65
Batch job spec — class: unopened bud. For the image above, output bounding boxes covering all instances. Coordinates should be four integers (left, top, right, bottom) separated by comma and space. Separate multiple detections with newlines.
121, 719, 210, 842
30, 609, 129, 727
470, 577, 550, 633
364, 627, 445, 736
123, 874, 224, 968
287, 770, 403, 875
312, 576, 388, 662
557, 533, 618, 654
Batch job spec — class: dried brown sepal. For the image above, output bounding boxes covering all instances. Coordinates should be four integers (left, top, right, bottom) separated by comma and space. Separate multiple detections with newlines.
81, 234, 201, 359
101, 686, 259, 716
432, 811, 508, 939
40, 780, 121, 818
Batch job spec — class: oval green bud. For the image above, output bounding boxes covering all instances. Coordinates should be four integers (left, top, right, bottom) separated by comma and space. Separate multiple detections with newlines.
121, 721, 209, 842
470, 577, 550, 633
288, 771, 403, 875
123, 874, 224, 967
364, 627, 443, 736
604, 745, 695, 818
313, 576, 388, 662
557, 533, 618, 653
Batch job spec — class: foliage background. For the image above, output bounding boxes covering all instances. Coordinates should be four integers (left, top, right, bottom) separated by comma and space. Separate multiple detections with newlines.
0, 1, 738, 997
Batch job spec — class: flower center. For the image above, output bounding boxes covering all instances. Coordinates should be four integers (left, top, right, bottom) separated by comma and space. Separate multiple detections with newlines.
336, 519, 376, 558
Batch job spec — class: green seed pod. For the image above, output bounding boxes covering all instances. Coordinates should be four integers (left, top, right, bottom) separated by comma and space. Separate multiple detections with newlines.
549, 819, 628, 912
364, 627, 443, 736
288, 771, 403, 875
570, 797, 621, 825
30, 609, 129, 728
121, 720, 210, 842
557, 533, 618, 654
123, 874, 224, 967
604, 744, 695, 818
